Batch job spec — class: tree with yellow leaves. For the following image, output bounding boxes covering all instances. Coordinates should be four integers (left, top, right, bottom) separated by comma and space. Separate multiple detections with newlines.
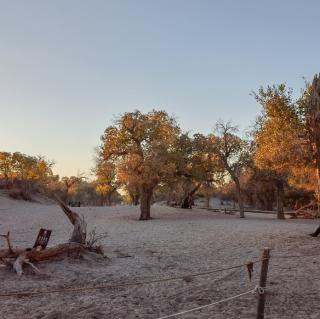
0, 151, 54, 196
253, 84, 306, 219
176, 133, 224, 208
299, 74, 320, 236
210, 122, 251, 218
99, 110, 180, 220
95, 160, 119, 206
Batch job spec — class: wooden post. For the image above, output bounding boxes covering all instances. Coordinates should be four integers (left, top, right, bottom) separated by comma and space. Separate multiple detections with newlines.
256, 247, 270, 319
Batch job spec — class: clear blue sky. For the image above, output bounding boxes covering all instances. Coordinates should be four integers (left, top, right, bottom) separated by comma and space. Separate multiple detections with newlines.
1, 1, 319, 177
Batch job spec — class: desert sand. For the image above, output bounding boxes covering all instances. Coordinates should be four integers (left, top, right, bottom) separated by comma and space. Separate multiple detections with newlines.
0, 194, 319, 319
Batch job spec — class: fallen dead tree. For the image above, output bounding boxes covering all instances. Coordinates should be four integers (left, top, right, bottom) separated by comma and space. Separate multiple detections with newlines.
0, 197, 105, 276
286, 202, 319, 219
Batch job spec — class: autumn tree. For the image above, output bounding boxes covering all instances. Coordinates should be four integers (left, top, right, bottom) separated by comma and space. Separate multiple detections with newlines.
95, 159, 119, 206
253, 84, 307, 219
210, 122, 251, 218
0, 152, 12, 187
74, 180, 105, 206
61, 175, 85, 202
118, 168, 141, 206
304, 75, 320, 179
163, 133, 193, 206
0, 152, 54, 193
99, 110, 180, 220
299, 76, 320, 209
174, 133, 224, 208
241, 167, 276, 210
298, 74, 320, 236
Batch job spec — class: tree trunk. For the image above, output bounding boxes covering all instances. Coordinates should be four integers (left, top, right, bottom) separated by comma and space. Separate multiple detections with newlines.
139, 185, 153, 220
167, 185, 174, 206
206, 196, 210, 209
100, 194, 104, 206
181, 183, 201, 209
133, 194, 140, 206
234, 178, 245, 218
276, 180, 285, 219
4, 174, 10, 189
129, 190, 139, 206
106, 193, 112, 206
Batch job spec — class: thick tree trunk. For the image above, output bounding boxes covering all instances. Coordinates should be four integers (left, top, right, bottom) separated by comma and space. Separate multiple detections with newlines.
181, 183, 201, 209
234, 178, 245, 218
276, 180, 285, 219
181, 196, 192, 209
139, 185, 153, 220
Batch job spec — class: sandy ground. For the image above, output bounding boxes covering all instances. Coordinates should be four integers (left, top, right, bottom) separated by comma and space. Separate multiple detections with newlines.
0, 194, 320, 319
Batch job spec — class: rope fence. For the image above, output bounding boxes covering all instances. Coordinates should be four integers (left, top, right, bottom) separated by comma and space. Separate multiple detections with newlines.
0, 259, 263, 298
1, 250, 319, 317
156, 286, 264, 319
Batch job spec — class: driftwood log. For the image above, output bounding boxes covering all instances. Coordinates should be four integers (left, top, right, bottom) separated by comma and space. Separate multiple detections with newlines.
0, 242, 86, 261
0, 197, 97, 276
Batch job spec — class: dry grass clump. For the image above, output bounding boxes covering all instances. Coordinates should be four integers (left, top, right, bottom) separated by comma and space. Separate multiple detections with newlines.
86, 228, 108, 255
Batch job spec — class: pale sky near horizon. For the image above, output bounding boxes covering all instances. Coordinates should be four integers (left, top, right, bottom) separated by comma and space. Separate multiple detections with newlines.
1, 1, 319, 177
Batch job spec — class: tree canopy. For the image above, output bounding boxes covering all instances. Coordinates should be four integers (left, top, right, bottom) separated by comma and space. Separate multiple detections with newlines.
210, 121, 251, 217
98, 110, 180, 220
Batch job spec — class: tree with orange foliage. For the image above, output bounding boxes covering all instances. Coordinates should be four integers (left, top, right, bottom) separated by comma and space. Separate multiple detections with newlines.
178, 133, 224, 208
99, 110, 180, 220
299, 74, 320, 236
95, 160, 119, 206
0, 151, 54, 194
253, 84, 307, 219
210, 122, 251, 218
